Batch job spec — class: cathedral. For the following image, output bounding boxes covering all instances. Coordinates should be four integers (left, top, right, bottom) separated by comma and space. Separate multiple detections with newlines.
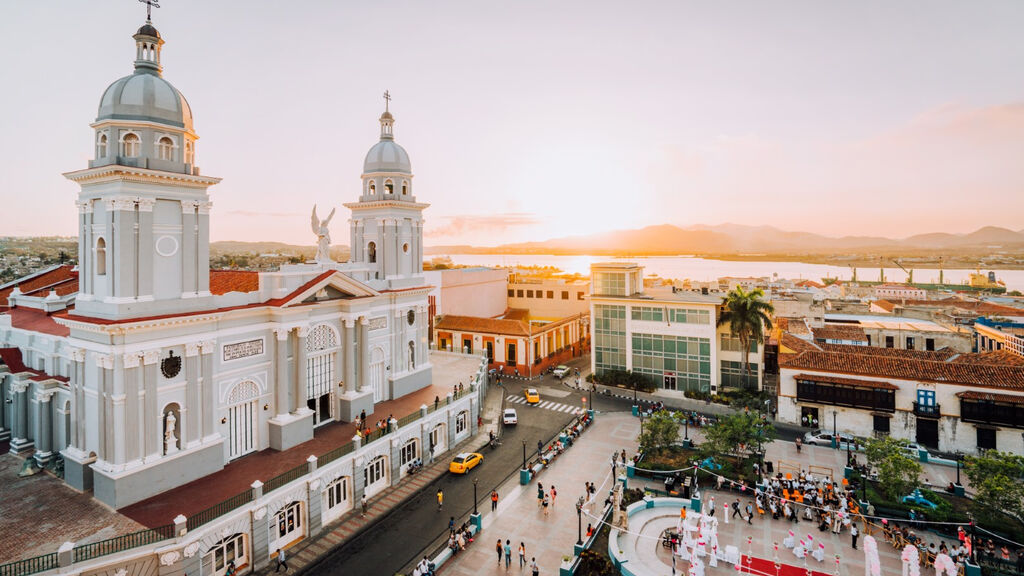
0, 16, 433, 508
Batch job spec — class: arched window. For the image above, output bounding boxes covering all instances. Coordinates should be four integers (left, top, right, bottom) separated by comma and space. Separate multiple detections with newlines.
384, 179, 394, 194
401, 181, 408, 195
121, 132, 140, 157
205, 533, 247, 576
455, 410, 468, 435
368, 181, 376, 195
157, 136, 174, 161
270, 501, 304, 551
367, 242, 376, 263
400, 438, 419, 469
95, 237, 107, 276
185, 141, 194, 165
97, 133, 108, 158
363, 455, 389, 497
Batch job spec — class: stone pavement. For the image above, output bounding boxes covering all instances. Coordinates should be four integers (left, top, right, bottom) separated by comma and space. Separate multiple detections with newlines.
437, 412, 641, 576
0, 453, 146, 563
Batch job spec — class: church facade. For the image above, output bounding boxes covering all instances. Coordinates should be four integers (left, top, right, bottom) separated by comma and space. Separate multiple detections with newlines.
0, 18, 434, 508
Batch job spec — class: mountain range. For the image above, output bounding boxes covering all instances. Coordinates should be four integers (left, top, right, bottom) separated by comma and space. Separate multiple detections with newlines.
426, 224, 1024, 256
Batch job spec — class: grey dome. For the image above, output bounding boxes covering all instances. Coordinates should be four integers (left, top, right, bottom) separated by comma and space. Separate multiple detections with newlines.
97, 73, 193, 131
363, 140, 411, 174
136, 23, 161, 38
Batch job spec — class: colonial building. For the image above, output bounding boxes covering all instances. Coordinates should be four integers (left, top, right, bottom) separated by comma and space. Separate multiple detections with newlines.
777, 333, 1024, 455
0, 18, 434, 509
588, 262, 766, 395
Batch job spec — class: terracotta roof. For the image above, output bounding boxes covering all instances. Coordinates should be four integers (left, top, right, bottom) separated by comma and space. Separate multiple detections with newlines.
795, 280, 826, 289
872, 300, 898, 313
880, 299, 1023, 316
794, 373, 897, 390
778, 317, 811, 336
503, 308, 530, 321
816, 342, 958, 361
957, 390, 1024, 404
949, 349, 1024, 367
813, 324, 868, 342
209, 270, 259, 295
0, 347, 29, 373
436, 314, 530, 337
4, 307, 70, 336
22, 277, 79, 298
779, 332, 822, 354
0, 265, 77, 307
782, 349, 1024, 391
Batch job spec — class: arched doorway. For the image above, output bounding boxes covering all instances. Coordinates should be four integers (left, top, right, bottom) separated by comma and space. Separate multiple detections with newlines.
363, 455, 389, 498
430, 423, 447, 458
306, 324, 339, 426
226, 380, 259, 459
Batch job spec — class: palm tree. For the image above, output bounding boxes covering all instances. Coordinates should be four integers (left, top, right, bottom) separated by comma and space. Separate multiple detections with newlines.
717, 286, 774, 389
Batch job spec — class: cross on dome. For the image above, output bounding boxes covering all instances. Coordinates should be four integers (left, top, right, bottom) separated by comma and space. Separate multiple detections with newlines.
139, 0, 160, 21
383, 90, 391, 112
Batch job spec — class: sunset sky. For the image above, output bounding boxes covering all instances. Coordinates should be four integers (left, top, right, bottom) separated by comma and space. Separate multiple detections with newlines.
1, 1, 1023, 247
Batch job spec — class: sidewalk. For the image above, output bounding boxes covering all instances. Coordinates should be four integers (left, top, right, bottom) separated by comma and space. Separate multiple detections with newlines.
436, 412, 641, 576
250, 376, 507, 576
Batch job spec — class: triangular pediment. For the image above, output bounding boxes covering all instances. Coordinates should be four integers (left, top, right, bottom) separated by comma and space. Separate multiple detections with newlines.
282, 271, 379, 307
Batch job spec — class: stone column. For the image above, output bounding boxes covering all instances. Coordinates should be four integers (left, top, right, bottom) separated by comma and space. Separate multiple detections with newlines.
417, 305, 428, 368
196, 202, 212, 295
343, 319, 355, 394
143, 350, 160, 459
180, 201, 198, 296
185, 343, 200, 445
69, 350, 85, 450
200, 341, 216, 439
9, 381, 31, 454
274, 328, 290, 417
358, 317, 369, 393
96, 354, 113, 461
34, 389, 56, 466
111, 352, 127, 465
123, 352, 141, 462
0, 375, 7, 442
294, 326, 309, 414
137, 198, 155, 299
76, 201, 92, 296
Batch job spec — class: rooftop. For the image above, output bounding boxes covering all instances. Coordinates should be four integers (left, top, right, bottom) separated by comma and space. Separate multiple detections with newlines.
812, 324, 868, 342
824, 313, 953, 333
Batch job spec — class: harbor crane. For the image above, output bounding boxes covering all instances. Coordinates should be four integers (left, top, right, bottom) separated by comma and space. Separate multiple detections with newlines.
891, 259, 913, 284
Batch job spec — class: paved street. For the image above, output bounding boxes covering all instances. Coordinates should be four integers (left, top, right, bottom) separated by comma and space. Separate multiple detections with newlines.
306, 376, 595, 576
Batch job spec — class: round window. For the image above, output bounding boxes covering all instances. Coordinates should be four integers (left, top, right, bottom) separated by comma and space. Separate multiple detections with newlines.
407, 310, 415, 326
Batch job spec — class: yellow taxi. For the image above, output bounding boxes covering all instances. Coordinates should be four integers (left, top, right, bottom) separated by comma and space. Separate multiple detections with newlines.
524, 388, 540, 404
449, 452, 483, 474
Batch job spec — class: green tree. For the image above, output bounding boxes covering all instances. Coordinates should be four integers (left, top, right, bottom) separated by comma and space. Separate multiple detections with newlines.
864, 437, 922, 501
717, 286, 774, 385
963, 451, 1024, 520
698, 411, 776, 466
638, 410, 680, 453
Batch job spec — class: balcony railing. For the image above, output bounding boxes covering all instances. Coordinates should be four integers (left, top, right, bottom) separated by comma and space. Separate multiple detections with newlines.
912, 402, 941, 418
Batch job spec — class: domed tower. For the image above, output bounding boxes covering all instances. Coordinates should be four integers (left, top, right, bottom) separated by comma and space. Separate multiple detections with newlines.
64, 18, 221, 320
346, 96, 428, 284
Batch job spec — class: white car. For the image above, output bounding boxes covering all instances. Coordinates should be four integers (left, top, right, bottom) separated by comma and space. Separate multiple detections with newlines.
552, 365, 571, 378
803, 430, 855, 447
503, 408, 518, 425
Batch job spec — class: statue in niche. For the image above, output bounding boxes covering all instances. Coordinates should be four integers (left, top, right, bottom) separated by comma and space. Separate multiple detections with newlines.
164, 411, 179, 455
310, 205, 336, 264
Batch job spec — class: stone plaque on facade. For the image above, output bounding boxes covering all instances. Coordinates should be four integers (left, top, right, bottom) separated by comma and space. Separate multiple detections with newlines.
368, 317, 387, 331
223, 338, 264, 362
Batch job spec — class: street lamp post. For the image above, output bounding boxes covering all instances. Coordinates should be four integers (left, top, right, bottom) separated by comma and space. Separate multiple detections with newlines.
833, 411, 838, 450
576, 497, 584, 546
522, 440, 527, 471
955, 452, 962, 486
684, 418, 689, 441
846, 434, 852, 466
473, 478, 478, 516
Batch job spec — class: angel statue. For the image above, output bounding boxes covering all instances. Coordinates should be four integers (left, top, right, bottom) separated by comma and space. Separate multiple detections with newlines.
310, 205, 336, 263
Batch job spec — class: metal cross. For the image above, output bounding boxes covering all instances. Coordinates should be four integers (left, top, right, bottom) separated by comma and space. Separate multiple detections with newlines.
383, 90, 391, 112
139, 0, 160, 21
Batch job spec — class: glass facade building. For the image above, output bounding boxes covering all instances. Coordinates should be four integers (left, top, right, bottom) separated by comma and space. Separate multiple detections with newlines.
631, 333, 711, 392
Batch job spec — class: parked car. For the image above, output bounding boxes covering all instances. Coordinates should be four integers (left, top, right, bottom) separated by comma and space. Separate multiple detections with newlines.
803, 430, 855, 446
503, 408, 518, 425
449, 452, 483, 474
525, 388, 540, 404
552, 365, 571, 379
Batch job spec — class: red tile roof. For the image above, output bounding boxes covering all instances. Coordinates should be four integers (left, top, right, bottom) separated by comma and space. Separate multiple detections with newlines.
949, 349, 1024, 367
4, 307, 70, 337
0, 347, 29, 373
875, 299, 1023, 316
435, 315, 530, 337
0, 265, 77, 308
957, 390, 1024, 404
812, 324, 868, 342
209, 270, 259, 295
872, 300, 898, 313
780, 332, 822, 354
794, 373, 897, 390
816, 342, 958, 361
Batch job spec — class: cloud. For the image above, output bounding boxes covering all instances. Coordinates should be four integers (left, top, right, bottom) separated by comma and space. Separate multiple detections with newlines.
425, 213, 541, 239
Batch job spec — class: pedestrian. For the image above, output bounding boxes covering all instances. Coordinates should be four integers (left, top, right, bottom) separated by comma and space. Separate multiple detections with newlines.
504, 540, 512, 570
518, 542, 526, 568
360, 409, 366, 426
530, 557, 539, 576
274, 548, 288, 572
851, 524, 859, 550
434, 396, 440, 410
448, 516, 455, 533
225, 561, 236, 576
745, 502, 753, 524
496, 539, 503, 565
543, 492, 550, 515
550, 485, 557, 507
732, 499, 741, 519
537, 483, 544, 506
437, 488, 444, 510
361, 493, 368, 517
537, 440, 543, 456
491, 490, 499, 511
621, 449, 627, 465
